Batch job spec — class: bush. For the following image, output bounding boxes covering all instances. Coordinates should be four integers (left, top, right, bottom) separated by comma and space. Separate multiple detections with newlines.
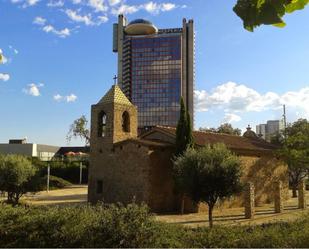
34, 160, 88, 184
0, 154, 39, 205
1, 203, 309, 248
37, 175, 72, 191
0, 203, 183, 248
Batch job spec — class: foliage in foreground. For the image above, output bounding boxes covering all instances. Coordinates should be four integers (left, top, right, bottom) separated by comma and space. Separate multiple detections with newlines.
1, 203, 309, 248
234, 0, 309, 31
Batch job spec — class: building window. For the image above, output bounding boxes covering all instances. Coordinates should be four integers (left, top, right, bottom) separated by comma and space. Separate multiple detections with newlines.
98, 111, 107, 137
96, 180, 103, 194
122, 111, 130, 132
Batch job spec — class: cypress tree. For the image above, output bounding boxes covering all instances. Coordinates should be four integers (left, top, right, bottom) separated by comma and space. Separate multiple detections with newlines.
175, 97, 187, 156
175, 97, 194, 156
186, 110, 194, 148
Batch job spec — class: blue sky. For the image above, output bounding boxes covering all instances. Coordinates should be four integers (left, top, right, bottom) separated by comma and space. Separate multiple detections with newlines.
1, 0, 309, 146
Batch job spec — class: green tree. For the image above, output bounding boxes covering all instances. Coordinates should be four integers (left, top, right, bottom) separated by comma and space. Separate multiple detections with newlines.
199, 123, 241, 136
174, 143, 243, 227
234, 0, 309, 31
0, 154, 39, 205
67, 115, 90, 146
279, 119, 309, 197
174, 98, 194, 214
217, 123, 242, 136
175, 97, 193, 156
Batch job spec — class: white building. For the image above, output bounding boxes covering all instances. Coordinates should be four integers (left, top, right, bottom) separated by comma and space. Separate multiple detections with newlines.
0, 139, 60, 161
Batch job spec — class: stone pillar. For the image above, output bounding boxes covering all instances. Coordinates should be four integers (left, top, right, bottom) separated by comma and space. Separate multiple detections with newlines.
244, 182, 255, 219
298, 180, 307, 209
274, 181, 283, 213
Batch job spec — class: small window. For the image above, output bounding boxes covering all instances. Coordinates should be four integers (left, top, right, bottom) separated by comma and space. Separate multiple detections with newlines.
96, 180, 103, 194
122, 111, 130, 132
98, 111, 107, 137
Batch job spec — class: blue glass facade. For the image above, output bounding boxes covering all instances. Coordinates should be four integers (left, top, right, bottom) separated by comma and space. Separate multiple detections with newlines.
126, 35, 182, 128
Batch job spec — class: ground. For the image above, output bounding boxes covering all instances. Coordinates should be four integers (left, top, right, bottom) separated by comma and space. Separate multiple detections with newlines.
1, 185, 308, 227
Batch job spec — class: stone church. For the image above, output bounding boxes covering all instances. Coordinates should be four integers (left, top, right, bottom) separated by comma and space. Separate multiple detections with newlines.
88, 85, 288, 213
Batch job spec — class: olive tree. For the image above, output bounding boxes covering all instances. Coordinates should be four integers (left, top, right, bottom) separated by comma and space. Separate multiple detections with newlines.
278, 119, 309, 197
0, 154, 38, 205
173, 143, 243, 227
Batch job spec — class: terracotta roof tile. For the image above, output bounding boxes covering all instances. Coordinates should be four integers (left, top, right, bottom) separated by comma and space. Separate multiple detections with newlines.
152, 126, 278, 152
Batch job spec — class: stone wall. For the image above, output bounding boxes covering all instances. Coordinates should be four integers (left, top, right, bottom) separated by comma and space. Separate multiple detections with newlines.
198, 154, 288, 212
148, 148, 178, 213
88, 143, 151, 205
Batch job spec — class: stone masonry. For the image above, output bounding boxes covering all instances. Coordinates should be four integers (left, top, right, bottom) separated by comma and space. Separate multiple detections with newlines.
244, 182, 255, 219
298, 180, 307, 209
274, 181, 283, 213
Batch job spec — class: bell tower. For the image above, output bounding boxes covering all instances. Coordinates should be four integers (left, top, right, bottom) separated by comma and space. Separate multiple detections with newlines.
90, 84, 138, 149
88, 84, 138, 203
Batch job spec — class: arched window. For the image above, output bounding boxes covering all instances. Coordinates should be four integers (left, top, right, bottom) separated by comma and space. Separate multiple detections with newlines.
98, 111, 107, 137
122, 111, 130, 132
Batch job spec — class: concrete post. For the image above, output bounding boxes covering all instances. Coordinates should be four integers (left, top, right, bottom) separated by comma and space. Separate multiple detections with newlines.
274, 181, 283, 213
298, 180, 307, 209
244, 182, 255, 219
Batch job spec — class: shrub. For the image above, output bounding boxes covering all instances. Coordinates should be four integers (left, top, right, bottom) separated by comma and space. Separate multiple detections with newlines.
37, 175, 72, 190
1, 203, 309, 248
34, 160, 88, 184
0, 154, 39, 205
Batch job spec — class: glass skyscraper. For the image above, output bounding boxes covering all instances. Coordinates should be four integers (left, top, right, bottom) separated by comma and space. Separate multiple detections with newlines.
113, 15, 194, 130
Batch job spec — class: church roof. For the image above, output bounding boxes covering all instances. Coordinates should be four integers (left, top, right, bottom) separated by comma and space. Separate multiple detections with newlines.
140, 126, 279, 155
98, 85, 132, 106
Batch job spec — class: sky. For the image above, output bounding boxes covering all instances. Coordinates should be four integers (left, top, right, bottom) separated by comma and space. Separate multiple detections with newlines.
1, 0, 309, 146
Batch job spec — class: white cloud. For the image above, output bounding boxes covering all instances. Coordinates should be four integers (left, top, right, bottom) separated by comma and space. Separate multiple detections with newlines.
72, 0, 82, 4
143, 1, 176, 14
47, 0, 64, 7
195, 81, 309, 118
161, 3, 176, 11
27, 0, 40, 6
66, 9, 94, 26
42, 25, 71, 38
53, 94, 63, 101
12, 0, 40, 7
54, 93, 78, 102
111, 4, 139, 15
88, 0, 108, 12
0, 73, 10, 82
33, 16, 47, 25
23, 83, 43, 96
112, 1, 179, 15
108, 0, 121, 6
97, 15, 108, 24
66, 94, 77, 102
223, 113, 242, 123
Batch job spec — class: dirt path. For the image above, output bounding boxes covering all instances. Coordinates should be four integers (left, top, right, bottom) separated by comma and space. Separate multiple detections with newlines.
156, 191, 309, 227
23, 185, 88, 206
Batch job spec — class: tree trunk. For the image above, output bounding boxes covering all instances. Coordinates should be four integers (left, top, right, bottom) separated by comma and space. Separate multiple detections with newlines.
180, 194, 185, 215
292, 185, 298, 198
208, 204, 214, 228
